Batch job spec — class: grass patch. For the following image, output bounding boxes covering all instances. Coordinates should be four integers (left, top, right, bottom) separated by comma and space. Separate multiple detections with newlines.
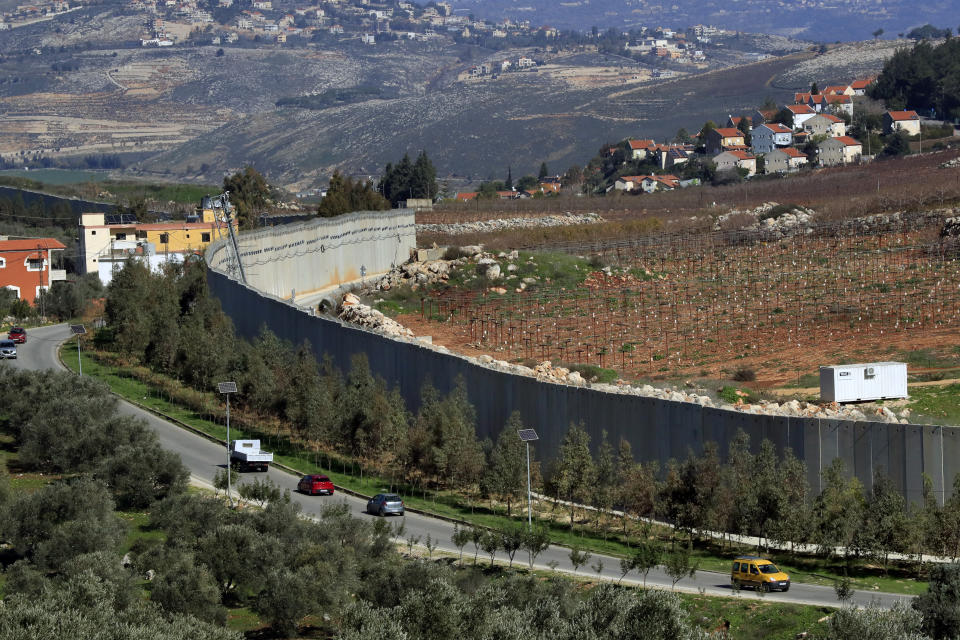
61, 341, 931, 596
906, 383, 960, 426
226, 606, 265, 633
680, 593, 830, 640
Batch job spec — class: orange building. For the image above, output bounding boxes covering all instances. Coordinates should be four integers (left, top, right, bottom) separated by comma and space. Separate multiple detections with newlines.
0, 237, 67, 304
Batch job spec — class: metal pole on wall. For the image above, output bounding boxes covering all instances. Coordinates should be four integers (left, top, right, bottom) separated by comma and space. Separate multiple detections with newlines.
518, 429, 539, 531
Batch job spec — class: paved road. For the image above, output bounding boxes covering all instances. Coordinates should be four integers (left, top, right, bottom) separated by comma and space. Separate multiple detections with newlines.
8, 324, 916, 609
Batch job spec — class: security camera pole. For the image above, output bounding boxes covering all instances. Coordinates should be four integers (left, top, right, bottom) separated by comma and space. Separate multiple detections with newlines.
518, 429, 539, 530
218, 381, 238, 506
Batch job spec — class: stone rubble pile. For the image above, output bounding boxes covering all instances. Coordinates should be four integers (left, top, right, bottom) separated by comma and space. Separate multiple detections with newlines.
462, 356, 911, 424
713, 202, 815, 239
417, 213, 603, 235
338, 293, 414, 337
941, 216, 960, 238
357, 245, 542, 296
939, 157, 960, 169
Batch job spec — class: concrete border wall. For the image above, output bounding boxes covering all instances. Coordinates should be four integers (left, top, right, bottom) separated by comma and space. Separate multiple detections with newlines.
206, 214, 960, 505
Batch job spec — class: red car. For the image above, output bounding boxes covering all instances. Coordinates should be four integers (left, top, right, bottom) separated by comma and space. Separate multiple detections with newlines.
297, 474, 335, 496
7, 327, 25, 344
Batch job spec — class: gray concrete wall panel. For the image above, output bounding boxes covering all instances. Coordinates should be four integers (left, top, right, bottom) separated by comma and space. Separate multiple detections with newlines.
206, 216, 959, 503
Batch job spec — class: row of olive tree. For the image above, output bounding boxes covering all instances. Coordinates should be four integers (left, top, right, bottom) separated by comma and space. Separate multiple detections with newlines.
549, 422, 960, 569
100, 260, 960, 566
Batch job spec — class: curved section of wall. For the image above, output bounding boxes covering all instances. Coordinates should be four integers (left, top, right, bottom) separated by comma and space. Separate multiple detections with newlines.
207, 213, 959, 505
206, 209, 416, 304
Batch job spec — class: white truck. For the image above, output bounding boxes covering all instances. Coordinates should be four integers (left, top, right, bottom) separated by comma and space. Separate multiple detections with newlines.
230, 439, 273, 472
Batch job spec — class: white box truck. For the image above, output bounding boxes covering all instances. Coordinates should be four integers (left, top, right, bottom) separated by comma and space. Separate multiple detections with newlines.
819, 362, 908, 403
230, 439, 273, 472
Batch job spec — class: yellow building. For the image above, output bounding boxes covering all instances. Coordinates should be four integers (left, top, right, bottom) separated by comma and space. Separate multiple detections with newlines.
79, 208, 236, 284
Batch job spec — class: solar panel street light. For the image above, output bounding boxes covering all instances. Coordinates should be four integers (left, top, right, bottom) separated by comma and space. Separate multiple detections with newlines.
517, 428, 539, 529
70, 325, 86, 376
218, 381, 238, 506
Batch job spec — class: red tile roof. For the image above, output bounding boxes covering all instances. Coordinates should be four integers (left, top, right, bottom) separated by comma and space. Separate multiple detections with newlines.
779, 148, 807, 158
727, 150, 756, 160
759, 123, 792, 133
455, 192, 477, 201
786, 104, 815, 114
850, 77, 875, 89
888, 110, 919, 121
628, 139, 655, 150
0, 238, 66, 251
713, 128, 743, 137
834, 136, 861, 147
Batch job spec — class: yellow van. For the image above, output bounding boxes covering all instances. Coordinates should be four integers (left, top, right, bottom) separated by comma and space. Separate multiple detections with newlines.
731, 556, 790, 592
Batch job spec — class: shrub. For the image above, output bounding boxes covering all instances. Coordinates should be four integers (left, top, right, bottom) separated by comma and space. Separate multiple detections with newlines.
732, 367, 756, 382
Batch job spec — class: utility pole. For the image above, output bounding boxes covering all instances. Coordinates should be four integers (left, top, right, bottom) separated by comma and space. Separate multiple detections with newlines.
220, 192, 247, 284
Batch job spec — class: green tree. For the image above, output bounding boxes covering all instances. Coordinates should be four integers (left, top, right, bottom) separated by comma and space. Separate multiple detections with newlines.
664, 544, 698, 590
522, 524, 550, 569
813, 458, 865, 559
499, 523, 525, 567
538, 162, 549, 180
631, 538, 663, 587
861, 470, 912, 571
223, 166, 272, 228
151, 555, 226, 625
483, 412, 528, 517
568, 545, 591, 574
914, 563, 960, 640
552, 422, 595, 525
881, 131, 911, 157
255, 566, 318, 637
821, 603, 928, 640
318, 171, 389, 217
451, 524, 471, 564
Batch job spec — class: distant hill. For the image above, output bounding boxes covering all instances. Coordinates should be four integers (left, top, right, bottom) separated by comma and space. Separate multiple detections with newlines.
139, 52, 812, 188
450, 0, 960, 43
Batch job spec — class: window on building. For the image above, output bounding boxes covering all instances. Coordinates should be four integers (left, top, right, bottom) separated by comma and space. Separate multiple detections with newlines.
26, 258, 44, 271
186, 234, 190, 239
0, 257, 5, 268
160, 233, 169, 243
115, 233, 127, 241
202, 233, 211, 242
137, 231, 148, 240
91, 230, 97, 235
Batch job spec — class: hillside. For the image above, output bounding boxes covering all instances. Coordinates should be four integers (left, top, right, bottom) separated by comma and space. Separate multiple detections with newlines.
450, 0, 960, 42
140, 50, 817, 188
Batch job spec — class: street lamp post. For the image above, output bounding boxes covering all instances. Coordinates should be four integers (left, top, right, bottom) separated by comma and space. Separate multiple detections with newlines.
70, 324, 86, 376
518, 428, 539, 530
218, 381, 238, 506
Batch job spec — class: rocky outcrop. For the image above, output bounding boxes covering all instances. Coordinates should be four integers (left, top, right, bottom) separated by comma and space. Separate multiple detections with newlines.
941, 216, 960, 238
418, 213, 603, 235
338, 293, 413, 337
714, 202, 815, 239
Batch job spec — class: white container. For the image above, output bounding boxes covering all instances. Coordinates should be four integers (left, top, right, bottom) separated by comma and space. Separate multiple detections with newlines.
819, 362, 907, 403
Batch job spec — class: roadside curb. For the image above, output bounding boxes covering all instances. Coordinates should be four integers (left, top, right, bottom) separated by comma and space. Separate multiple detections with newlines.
55, 339, 478, 528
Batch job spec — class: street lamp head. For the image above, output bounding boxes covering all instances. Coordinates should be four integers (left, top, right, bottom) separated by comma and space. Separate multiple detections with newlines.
217, 381, 238, 394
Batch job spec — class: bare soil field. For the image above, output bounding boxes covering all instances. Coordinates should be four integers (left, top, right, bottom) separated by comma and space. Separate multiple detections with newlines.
403, 151, 960, 388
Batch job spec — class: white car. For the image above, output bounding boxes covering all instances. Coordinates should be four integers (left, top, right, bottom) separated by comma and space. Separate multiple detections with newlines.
0, 339, 17, 359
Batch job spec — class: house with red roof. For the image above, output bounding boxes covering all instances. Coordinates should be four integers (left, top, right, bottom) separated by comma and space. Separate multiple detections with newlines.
713, 150, 756, 176
850, 77, 875, 96
785, 104, 817, 130
627, 139, 656, 160
883, 110, 921, 136
824, 94, 853, 117
802, 113, 846, 138
705, 127, 745, 155
764, 147, 808, 174
751, 122, 792, 153
0, 237, 66, 304
454, 192, 477, 201
818, 136, 862, 166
